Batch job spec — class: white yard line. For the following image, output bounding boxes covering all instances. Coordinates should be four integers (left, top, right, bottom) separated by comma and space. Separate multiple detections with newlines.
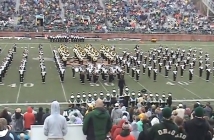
16, 84, 22, 103
127, 75, 152, 93
98, 81, 109, 92
16, 44, 30, 103
159, 73, 203, 99
49, 44, 68, 102
0, 44, 7, 54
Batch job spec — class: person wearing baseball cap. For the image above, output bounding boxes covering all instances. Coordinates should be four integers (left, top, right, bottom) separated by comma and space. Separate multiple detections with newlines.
184, 107, 210, 140
148, 107, 178, 140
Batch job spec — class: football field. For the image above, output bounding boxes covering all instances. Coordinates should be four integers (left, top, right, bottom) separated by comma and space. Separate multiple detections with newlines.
0, 39, 214, 111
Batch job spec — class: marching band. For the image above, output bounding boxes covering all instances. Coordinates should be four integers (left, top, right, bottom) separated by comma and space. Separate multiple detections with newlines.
49, 35, 85, 42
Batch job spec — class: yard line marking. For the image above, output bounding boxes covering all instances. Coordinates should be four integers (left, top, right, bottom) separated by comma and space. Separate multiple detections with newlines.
49, 44, 68, 102
16, 84, 22, 103
98, 81, 108, 92
127, 75, 152, 93
159, 73, 203, 99
194, 74, 214, 86
0, 44, 7, 54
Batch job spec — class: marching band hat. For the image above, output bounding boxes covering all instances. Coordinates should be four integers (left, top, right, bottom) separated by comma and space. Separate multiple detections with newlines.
168, 92, 172, 96
106, 93, 110, 96
88, 94, 92, 97
82, 95, 86, 98
115, 103, 119, 107
77, 95, 81, 98
162, 94, 165, 98
141, 89, 147, 93
155, 93, 159, 96
138, 93, 141, 96
178, 103, 183, 108
100, 93, 104, 96
70, 95, 74, 98
150, 93, 153, 96
94, 93, 97, 96
132, 92, 135, 96
144, 93, 148, 96
112, 89, 116, 93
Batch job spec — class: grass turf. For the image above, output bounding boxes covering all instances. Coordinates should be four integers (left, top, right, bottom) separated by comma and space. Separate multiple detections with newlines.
0, 39, 214, 111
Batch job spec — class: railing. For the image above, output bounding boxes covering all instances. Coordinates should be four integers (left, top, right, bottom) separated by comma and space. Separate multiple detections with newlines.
202, 0, 214, 14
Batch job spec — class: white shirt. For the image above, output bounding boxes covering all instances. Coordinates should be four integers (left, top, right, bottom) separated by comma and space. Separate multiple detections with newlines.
176, 108, 185, 119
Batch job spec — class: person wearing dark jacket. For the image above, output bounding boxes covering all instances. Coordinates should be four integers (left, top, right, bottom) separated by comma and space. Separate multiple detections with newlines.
83, 99, 112, 140
0, 109, 11, 125
0, 118, 19, 140
42, 108, 50, 124
148, 107, 178, 140
118, 76, 126, 96
184, 107, 209, 140
36, 107, 44, 125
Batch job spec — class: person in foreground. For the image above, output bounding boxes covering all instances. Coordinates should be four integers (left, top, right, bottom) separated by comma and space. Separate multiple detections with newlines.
148, 107, 178, 140
83, 98, 112, 140
0, 118, 19, 140
184, 106, 209, 140
115, 122, 135, 140
43, 101, 68, 140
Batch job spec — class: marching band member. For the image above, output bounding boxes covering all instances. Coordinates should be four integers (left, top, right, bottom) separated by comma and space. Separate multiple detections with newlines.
69, 94, 75, 105
180, 63, 185, 77
148, 65, 152, 78
99, 92, 105, 100
199, 65, 203, 77
123, 86, 130, 107
19, 68, 24, 84
189, 67, 194, 82
104, 93, 111, 107
93, 93, 98, 101
111, 89, 117, 105
172, 68, 177, 82
80, 67, 85, 84
206, 67, 211, 82
131, 67, 136, 78
158, 62, 162, 73
160, 94, 167, 108
126, 61, 130, 74
129, 92, 136, 107
75, 94, 82, 107
41, 70, 46, 84
153, 68, 158, 82
142, 63, 146, 74
165, 64, 169, 78
81, 94, 87, 107
59, 68, 65, 83
86, 94, 94, 103
135, 68, 140, 81
154, 93, 160, 107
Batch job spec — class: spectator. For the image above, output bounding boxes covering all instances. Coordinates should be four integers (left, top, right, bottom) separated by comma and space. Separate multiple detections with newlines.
121, 107, 130, 121
176, 104, 185, 119
184, 107, 210, 140
111, 103, 123, 124
174, 116, 187, 140
42, 108, 50, 124
43, 101, 68, 139
204, 102, 213, 117
0, 118, 19, 140
148, 107, 178, 140
0, 108, 12, 125
68, 107, 83, 120
130, 122, 140, 140
113, 119, 126, 140
68, 115, 76, 124
83, 98, 112, 140
136, 116, 143, 132
115, 122, 135, 140
23, 107, 35, 130
11, 108, 24, 132
36, 107, 44, 125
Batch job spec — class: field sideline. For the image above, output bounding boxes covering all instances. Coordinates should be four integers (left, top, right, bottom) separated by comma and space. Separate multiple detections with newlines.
0, 39, 214, 111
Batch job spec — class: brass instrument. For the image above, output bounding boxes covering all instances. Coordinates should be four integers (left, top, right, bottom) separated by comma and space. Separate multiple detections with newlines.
73, 44, 86, 60
58, 44, 70, 60
99, 45, 117, 61
84, 44, 100, 61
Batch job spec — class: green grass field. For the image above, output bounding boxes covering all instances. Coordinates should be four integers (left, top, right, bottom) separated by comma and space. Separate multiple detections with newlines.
0, 39, 214, 111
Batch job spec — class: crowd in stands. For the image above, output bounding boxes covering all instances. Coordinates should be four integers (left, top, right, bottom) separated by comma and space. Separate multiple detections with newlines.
0, 0, 214, 33
0, 99, 214, 140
